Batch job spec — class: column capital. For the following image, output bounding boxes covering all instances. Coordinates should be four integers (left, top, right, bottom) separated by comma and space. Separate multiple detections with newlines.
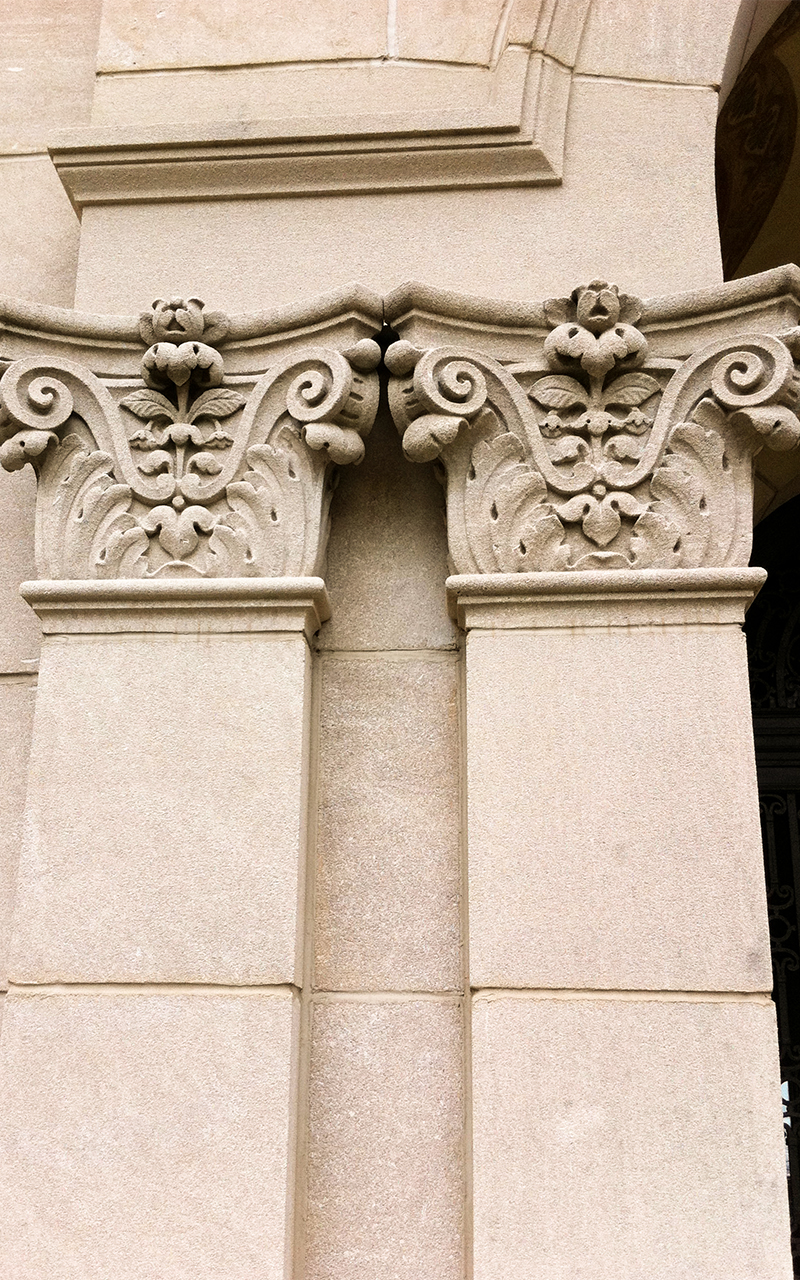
0, 287, 382, 583
386, 270, 800, 581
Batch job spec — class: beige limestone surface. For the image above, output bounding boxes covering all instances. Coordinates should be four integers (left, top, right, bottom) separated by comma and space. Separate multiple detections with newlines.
10, 628, 311, 985
0, 0, 101, 151
0, 158, 80, 308
0, 466, 38, 673
0, 988, 299, 1280
0, 679, 35, 986
575, 0, 743, 85
317, 407, 457, 652
314, 652, 461, 992
465, 618, 771, 991
304, 996, 464, 1280
72, 80, 722, 311
97, 0, 387, 71
471, 993, 791, 1280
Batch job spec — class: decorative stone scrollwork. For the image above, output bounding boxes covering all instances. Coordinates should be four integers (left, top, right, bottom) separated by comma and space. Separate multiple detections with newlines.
0, 296, 381, 580
386, 280, 800, 573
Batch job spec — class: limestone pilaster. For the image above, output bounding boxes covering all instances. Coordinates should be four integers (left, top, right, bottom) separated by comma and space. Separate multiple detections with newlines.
386, 269, 800, 1279
0, 289, 381, 1277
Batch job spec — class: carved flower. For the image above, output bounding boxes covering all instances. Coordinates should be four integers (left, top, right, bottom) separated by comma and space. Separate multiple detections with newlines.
142, 341, 224, 390
543, 281, 647, 379
139, 296, 229, 347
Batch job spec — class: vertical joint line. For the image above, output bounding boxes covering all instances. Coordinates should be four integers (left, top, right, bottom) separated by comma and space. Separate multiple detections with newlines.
387, 0, 399, 59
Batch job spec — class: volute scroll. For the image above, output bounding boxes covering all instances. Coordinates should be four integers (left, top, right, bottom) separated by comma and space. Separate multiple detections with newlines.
386, 280, 800, 575
0, 295, 381, 582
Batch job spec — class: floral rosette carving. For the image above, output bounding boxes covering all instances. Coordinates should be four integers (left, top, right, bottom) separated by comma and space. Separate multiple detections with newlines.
386, 281, 800, 574
0, 295, 381, 580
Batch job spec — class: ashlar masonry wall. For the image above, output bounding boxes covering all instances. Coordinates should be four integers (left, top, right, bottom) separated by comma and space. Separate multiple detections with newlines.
0, 2, 796, 1279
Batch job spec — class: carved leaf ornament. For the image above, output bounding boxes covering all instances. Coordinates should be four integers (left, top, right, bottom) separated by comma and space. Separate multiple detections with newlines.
386, 280, 800, 573
0, 296, 381, 580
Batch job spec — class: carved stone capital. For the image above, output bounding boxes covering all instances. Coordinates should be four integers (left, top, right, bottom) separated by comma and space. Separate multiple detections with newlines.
0, 290, 382, 581
386, 276, 800, 574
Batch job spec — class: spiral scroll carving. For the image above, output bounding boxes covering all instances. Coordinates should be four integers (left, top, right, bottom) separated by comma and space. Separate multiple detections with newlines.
386, 282, 800, 575
0, 296, 381, 581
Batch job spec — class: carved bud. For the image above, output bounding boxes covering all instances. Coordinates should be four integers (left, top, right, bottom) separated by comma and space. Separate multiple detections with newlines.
139, 296, 230, 348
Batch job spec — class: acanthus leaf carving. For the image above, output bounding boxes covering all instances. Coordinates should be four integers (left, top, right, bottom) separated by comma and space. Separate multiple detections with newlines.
0, 297, 381, 581
386, 280, 800, 574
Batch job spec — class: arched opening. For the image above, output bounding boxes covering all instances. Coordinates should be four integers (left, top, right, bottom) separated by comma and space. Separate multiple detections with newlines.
746, 497, 800, 1274
722, 8, 800, 1273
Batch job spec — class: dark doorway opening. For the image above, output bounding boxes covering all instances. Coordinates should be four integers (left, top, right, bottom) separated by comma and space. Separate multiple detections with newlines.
747, 494, 800, 1273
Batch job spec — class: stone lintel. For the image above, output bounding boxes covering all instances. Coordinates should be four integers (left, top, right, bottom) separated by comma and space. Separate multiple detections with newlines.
21, 576, 331, 639
447, 567, 767, 630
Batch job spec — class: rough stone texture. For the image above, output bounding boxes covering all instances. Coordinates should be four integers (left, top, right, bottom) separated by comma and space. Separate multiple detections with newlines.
97, 0, 386, 71
575, 0, 742, 86
395, 0, 507, 64
466, 622, 772, 991
0, 466, 39, 673
0, 680, 35, 987
304, 997, 464, 1280
314, 653, 461, 992
317, 406, 457, 652
73, 81, 722, 313
472, 994, 791, 1280
90, 58, 499, 128
0, 989, 299, 1280
10, 631, 311, 985
0, 158, 80, 307
0, 0, 100, 150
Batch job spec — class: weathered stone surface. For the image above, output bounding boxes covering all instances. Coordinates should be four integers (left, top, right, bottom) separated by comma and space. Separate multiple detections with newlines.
73, 81, 722, 313
0, 0, 100, 150
576, 0, 743, 86
304, 997, 464, 1280
317, 406, 457, 651
97, 0, 386, 71
465, 608, 771, 991
0, 680, 35, 986
0, 467, 39, 673
314, 653, 461, 992
472, 993, 791, 1280
0, 158, 81, 307
10, 629, 311, 985
395, 0, 507, 64
0, 989, 299, 1280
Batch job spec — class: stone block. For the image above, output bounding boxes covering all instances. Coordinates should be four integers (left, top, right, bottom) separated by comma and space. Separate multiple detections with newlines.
0, 0, 99, 150
90, 57, 496, 129
317, 407, 458, 652
0, 680, 35, 986
395, 0, 506, 64
575, 0, 743, 86
0, 466, 39, 673
304, 996, 464, 1280
10, 630, 311, 984
466, 622, 771, 991
0, 988, 299, 1280
74, 82, 722, 314
0, 157, 80, 307
472, 993, 792, 1280
314, 654, 461, 992
97, 0, 386, 71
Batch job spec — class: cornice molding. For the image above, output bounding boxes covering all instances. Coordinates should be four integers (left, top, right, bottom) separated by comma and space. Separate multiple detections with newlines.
0, 292, 382, 583
50, 44, 583, 207
386, 273, 800, 577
